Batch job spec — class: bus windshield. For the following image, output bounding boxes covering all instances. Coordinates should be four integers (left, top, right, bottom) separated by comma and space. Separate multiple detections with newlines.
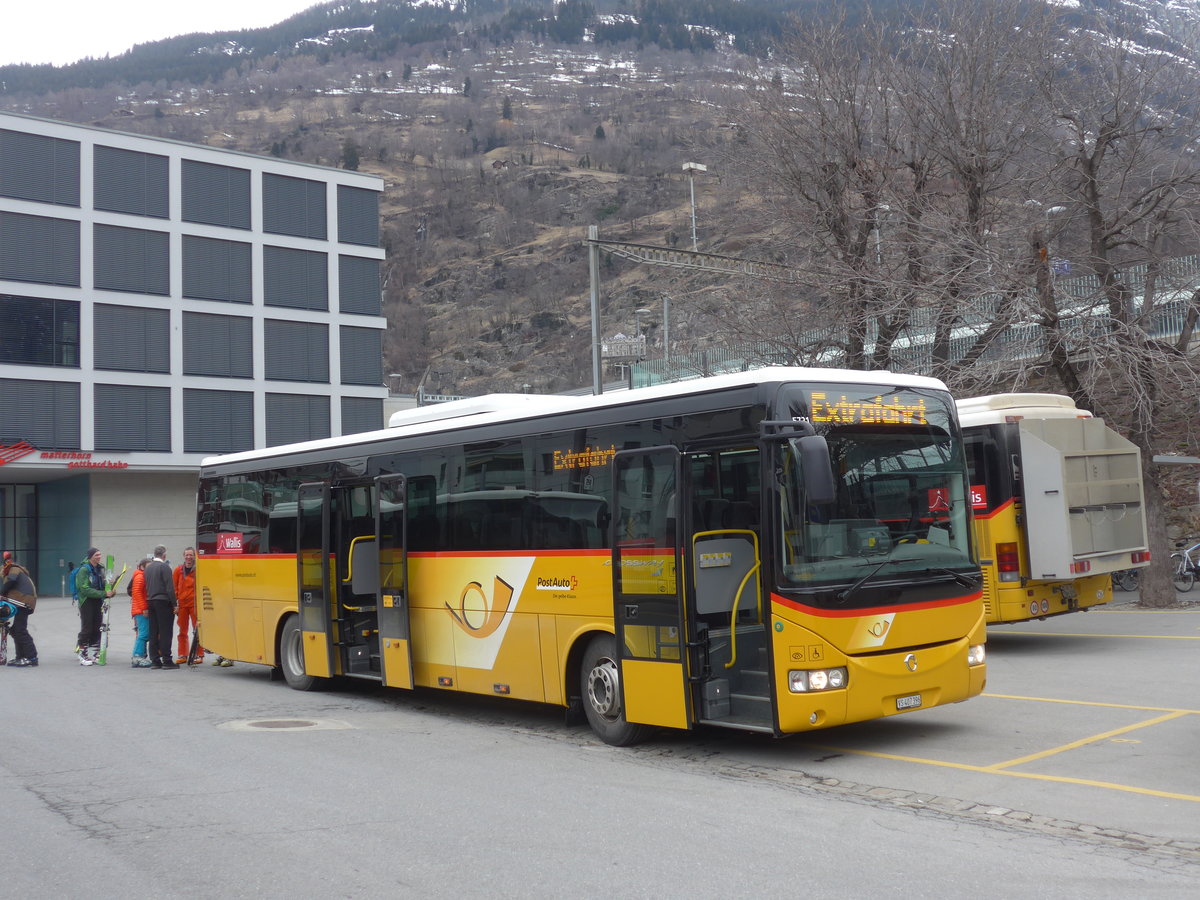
777, 384, 974, 594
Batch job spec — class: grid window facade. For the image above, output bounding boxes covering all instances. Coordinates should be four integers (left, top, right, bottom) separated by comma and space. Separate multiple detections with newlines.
337, 184, 379, 246
266, 393, 330, 446
338, 255, 381, 316
340, 326, 382, 386
0, 378, 81, 449
183, 312, 253, 378
341, 396, 384, 435
264, 173, 327, 240
0, 211, 80, 287
0, 295, 79, 368
93, 304, 170, 373
1, 114, 386, 465
93, 224, 170, 295
0, 129, 80, 207
182, 160, 251, 229
264, 319, 329, 383
182, 235, 252, 303
94, 384, 171, 451
93, 145, 169, 218
264, 245, 328, 311
183, 388, 253, 454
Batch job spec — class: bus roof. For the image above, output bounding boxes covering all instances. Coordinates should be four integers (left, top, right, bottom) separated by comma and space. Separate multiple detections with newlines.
955, 393, 1092, 428
202, 366, 950, 470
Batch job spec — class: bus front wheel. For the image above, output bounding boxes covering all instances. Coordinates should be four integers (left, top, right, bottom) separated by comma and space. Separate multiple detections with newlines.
580, 634, 651, 747
279, 614, 322, 691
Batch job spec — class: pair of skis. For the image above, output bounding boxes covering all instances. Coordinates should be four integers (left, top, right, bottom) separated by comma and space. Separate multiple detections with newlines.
95, 554, 128, 666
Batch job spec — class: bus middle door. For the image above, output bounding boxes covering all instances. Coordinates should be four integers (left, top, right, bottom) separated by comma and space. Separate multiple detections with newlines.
375, 474, 414, 689
612, 447, 692, 731
297, 482, 335, 678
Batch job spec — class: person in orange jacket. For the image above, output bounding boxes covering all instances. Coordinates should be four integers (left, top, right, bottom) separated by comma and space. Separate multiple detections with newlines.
174, 546, 200, 664
130, 557, 151, 667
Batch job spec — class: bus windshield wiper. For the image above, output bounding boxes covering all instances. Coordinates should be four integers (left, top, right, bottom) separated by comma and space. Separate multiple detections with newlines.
924, 566, 981, 589
836, 558, 906, 603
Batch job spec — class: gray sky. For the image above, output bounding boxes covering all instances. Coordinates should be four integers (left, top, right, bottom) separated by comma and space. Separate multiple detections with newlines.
3, 1, 322, 66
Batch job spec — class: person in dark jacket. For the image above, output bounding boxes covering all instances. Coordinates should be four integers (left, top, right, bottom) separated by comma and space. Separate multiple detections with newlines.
143, 544, 178, 669
2, 551, 38, 667
75, 548, 113, 666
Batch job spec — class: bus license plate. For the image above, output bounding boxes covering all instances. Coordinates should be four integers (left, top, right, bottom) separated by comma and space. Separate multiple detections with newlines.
896, 694, 922, 710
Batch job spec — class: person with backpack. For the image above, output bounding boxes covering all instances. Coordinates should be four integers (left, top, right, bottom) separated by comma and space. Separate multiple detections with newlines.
75, 548, 114, 665
144, 545, 178, 669
2, 550, 38, 667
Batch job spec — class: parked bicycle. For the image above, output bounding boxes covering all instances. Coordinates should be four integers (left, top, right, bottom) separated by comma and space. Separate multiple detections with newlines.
1112, 568, 1141, 592
1171, 538, 1200, 592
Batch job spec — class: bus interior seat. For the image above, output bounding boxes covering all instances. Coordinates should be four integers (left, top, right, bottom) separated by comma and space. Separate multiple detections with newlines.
481, 513, 521, 550
726, 500, 757, 531
703, 498, 731, 532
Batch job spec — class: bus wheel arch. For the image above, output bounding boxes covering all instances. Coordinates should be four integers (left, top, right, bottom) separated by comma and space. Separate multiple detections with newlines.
579, 632, 652, 747
277, 612, 325, 692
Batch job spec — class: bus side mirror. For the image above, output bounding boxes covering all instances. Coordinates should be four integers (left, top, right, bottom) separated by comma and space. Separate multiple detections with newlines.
798, 435, 837, 506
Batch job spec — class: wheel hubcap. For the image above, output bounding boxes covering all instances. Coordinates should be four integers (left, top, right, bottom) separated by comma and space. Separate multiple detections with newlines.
587, 657, 620, 720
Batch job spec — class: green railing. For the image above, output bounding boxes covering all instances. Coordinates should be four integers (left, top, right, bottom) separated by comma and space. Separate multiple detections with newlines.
632, 257, 1198, 387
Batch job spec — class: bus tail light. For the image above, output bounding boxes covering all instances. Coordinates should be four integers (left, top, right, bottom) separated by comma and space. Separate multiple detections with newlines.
996, 542, 1020, 582
1131, 550, 1151, 564
1070, 560, 1091, 574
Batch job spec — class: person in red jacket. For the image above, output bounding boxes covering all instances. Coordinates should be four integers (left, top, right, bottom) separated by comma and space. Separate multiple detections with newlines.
174, 546, 200, 664
130, 557, 151, 667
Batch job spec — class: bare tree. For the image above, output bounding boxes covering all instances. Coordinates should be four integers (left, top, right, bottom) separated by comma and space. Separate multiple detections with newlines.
1024, 15, 1200, 606
729, 0, 1199, 606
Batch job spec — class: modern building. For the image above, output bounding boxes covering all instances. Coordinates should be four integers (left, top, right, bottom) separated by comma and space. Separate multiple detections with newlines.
0, 111, 387, 589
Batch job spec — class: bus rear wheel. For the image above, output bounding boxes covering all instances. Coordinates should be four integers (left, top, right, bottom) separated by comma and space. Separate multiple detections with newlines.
580, 634, 651, 747
279, 613, 323, 691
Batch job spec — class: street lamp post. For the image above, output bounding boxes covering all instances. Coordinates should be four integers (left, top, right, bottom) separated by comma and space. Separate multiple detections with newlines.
1044, 205, 1067, 284
872, 204, 890, 267
682, 162, 707, 251
662, 294, 670, 368
635, 307, 651, 350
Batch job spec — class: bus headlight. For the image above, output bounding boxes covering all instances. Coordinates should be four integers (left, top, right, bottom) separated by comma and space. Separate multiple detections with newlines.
967, 644, 986, 666
789, 667, 848, 693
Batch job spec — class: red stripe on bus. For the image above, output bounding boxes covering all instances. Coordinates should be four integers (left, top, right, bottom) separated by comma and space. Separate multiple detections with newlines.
770, 591, 982, 618
408, 549, 611, 559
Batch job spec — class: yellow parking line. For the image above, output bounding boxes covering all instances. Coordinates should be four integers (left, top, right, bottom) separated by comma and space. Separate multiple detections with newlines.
984, 692, 1200, 715
985, 711, 1189, 770
810, 738, 1200, 803
1097, 609, 1200, 613
990, 631, 1200, 639
975, 769, 1200, 803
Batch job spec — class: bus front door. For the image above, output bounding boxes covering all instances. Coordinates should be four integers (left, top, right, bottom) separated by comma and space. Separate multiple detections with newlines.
297, 482, 335, 678
612, 447, 692, 730
375, 475, 414, 689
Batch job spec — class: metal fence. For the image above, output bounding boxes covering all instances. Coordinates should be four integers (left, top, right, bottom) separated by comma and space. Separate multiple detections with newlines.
632, 257, 1198, 387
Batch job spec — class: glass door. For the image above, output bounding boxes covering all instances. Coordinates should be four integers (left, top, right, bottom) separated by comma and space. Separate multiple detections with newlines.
611, 447, 691, 730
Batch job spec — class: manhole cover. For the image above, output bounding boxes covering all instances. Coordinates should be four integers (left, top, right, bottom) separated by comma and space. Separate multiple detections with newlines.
218, 718, 354, 732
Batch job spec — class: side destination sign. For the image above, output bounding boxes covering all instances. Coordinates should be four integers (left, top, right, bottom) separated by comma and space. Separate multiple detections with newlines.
553, 445, 617, 470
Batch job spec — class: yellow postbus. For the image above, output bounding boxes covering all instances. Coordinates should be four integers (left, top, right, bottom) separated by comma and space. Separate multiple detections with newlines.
196, 368, 986, 745
956, 394, 1150, 625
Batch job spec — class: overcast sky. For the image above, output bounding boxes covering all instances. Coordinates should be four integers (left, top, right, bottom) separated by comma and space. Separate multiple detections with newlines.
3, 1, 322, 67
